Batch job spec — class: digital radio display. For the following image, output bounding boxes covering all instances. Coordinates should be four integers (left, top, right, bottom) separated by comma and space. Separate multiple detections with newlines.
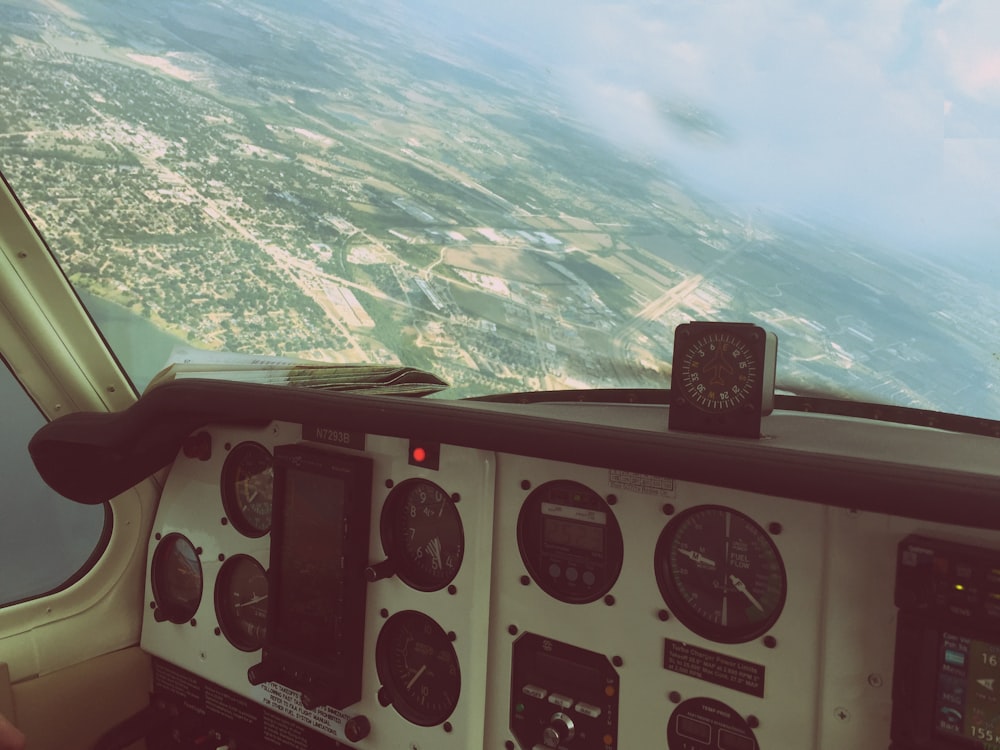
935, 632, 1000, 747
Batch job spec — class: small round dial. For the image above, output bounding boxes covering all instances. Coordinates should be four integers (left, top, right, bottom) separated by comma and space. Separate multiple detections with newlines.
375, 610, 460, 726
381, 479, 463, 591
221, 442, 273, 537
151, 533, 203, 624
655, 505, 786, 643
679, 330, 758, 412
214, 555, 268, 651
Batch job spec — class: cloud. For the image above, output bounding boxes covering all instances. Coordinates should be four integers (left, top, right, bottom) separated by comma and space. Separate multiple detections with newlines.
936, 0, 1000, 104
424, 0, 997, 256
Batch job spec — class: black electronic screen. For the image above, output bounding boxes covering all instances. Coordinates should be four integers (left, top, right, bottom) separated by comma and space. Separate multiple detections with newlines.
543, 517, 604, 553
273, 467, 346, 663
935, 632, 1000, 746
250, 445, 372, 710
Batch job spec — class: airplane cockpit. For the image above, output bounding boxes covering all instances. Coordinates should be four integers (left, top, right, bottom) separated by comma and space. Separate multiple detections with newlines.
18, 320, 1000, 750
2, 2, 1000, 750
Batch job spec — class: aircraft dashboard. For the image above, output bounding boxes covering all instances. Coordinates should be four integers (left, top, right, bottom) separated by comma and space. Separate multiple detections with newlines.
27, 379, 1000, 750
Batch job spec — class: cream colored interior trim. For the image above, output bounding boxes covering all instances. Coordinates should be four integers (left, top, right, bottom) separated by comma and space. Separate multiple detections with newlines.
0, 176, 134, 416
0, 178, 159, 679
14, 646, 152, 750
0, 663, 14, 722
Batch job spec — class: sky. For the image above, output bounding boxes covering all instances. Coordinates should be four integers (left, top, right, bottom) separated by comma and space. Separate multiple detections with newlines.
422, 0, 1000, 264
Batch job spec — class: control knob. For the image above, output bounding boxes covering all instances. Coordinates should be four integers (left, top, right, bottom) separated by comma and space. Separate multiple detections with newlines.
542, 712, 575, 748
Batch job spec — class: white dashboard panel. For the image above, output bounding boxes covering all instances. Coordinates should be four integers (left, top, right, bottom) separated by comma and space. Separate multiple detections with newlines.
138, 408, 1000, 750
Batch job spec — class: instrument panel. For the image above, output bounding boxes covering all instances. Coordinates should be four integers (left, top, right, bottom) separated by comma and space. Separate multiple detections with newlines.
132, 394, 1000, 750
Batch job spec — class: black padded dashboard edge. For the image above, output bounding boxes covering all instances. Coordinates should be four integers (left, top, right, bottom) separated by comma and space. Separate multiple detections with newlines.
28, 379, 1000, 528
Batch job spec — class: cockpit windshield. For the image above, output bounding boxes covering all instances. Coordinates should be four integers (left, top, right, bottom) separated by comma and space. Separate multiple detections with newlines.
1, 0, 997, 418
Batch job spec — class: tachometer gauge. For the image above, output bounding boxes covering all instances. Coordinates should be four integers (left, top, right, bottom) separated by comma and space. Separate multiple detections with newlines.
376, 611, 460, 726
151, 533, 203, 624
221, 442, 273, 537
381, 479, 464, 591
654, 505, 786, 643
214, 555, 268, 651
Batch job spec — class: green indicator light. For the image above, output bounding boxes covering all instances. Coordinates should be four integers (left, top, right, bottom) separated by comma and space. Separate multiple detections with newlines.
516, 703, 525, 713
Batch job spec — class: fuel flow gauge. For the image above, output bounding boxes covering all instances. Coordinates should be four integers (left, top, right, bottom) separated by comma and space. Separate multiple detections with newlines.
655, 505, 786, 643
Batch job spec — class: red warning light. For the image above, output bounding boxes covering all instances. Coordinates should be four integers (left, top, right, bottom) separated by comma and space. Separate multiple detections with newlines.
407, 440, 439, 470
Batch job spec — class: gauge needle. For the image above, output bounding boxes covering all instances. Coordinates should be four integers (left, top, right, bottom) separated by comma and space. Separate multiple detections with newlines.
729, 575, 764, 612
679, 548, 717, 568
236, 594, 268, 608
406, 664, 427, 690
427, 537, 443, 569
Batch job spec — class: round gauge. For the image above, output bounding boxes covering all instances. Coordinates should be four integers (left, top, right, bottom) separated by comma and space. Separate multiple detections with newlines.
678, 329, 759, 413
151, 533, 203, 624
667, 697, 759, 750
381, 479, 463, 591
221, 442, 274, 537
655, 505, 786, 643
517, 480, 623, 604
375, 610, 461, 726
214, 555, 268, 651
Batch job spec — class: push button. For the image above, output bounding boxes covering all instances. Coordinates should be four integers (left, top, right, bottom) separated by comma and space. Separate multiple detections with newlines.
522, 684, 548, 700
548, 693, 573, 708
575, 701, 602, 718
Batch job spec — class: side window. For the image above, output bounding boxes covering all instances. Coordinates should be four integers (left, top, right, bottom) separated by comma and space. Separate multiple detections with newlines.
0, 359, 109, 607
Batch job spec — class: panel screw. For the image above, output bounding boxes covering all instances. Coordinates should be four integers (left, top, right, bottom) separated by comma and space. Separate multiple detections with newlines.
768, 522, 782, 535
604, 595, 615, 606
520, 575, 531, 586
747, 715, 760, 729
668, 691, 681, 704
606, 494, 617, 506
443, 722, 453, 733
658, 609, 670, 622
451, 493, 460, 503
385, 479, 394, 489
762, 635, 777, 649
663, 504, 675, 516
380, 608, 389, 618
520, 479, 531, 491
508, 625, 518, 636
612, 656, 623, 667
834, 707, 850, 722
868, 673, 883, 688
448, 585, 457, 595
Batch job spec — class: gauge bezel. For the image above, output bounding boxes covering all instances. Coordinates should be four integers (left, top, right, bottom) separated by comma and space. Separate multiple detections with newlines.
380, 478, 464, 592
516, 479, 624, 604
654, 504, 787, 644
375, 610, 461, 727
214, 554, 268, 652
151, 532, 203, 624
220, 441, 274, 538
